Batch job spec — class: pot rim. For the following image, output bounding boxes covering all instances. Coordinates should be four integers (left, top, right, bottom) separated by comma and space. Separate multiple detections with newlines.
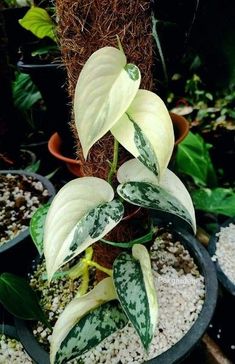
208, 216, 235, 296
0, 170, 56, 254
15, 225, 218, 364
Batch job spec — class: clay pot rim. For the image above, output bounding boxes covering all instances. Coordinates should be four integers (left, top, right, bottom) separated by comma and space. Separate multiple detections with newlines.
170, 112, 189, 145
48, 132, 81, 166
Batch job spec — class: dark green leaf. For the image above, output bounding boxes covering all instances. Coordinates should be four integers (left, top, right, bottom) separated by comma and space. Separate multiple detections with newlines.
13, 73, 42, 112
30, 204, 50, 255
0, 273, 49, 327
175, 132, 218, 187
192, 188, 235, 216
55, 302, 128, 364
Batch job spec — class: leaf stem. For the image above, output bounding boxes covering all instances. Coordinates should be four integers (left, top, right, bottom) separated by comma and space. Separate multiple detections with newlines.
84, 259, 112, 277
107, 138, 119, 185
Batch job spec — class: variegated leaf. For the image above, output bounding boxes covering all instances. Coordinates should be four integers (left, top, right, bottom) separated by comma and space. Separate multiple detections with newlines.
51, 277, 128, 364
117, 180, 196, 234
113, 244, 158, 350
44, 177, 124, 280
111, 90, 174, 178
117, 159, 196, 233
30, 204, 50, 256
74, 47, 141, 158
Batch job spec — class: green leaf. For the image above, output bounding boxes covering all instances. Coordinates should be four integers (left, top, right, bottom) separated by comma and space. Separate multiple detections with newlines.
30, 203, 50, 256
44, 177, 124, 280
117, 180, 195, 233
113, 245, 158, 350
19, 6, 57, 42
13, 72, 42, 112
25, 159, 41, 173
175, 132, 218, 187
111, 90, 174, 178
117, 160, 196, 233
50, 277, 127, 364
0, 273, 48, 327
192, 188, 235, 216
74, 46, 140, 159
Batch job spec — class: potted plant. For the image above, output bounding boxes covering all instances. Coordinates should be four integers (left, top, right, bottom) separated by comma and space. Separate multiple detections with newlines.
0, 170, 55, 275
17, 5, 75, 152
13, 45, 218, 364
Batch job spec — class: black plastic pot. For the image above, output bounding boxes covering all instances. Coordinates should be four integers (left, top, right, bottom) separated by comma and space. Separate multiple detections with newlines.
0, 170, 56, 275
208, 216, 235, 296
15, 227, 218, 364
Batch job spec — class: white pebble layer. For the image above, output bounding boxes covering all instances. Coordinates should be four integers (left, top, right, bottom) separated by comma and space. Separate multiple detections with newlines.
0, 335, 32, 364
78, 236, 205, 364
213, 223, 235, 284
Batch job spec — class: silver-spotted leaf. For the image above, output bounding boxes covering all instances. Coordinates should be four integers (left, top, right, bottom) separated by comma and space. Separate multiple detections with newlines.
117, 181, 195, 233
111, 90, 174, 178
50, 277, 127, 364
44, 177, 123, 280
54, 302, 127, 364
113, 245, 158, 351
30, 204, 50, 256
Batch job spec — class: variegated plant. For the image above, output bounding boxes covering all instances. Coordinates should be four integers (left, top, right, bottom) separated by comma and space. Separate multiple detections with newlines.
32, 45, 196, 364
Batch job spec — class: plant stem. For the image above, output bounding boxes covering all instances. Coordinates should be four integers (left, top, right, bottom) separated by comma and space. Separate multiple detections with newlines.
107, 138, 119, 185
84, 259, 112, 277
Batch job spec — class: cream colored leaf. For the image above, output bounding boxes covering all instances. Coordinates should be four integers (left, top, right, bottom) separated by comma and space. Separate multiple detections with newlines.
111, 90, 174, 178
50, 277, 117, 364
74, 47, 141, 158
44, 177, 115, 280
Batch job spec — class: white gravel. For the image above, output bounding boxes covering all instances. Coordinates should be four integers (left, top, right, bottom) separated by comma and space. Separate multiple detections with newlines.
0, 334, 32, 364
213, 222, 235, 284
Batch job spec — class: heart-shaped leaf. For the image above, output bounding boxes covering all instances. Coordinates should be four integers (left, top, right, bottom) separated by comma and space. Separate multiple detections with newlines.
50, 277, 127, 364
44, 177, 124, 280
113, 244, 158, 351
74, 46, 141, 158
111, 90, 174, 178
19, 7, 57, 42
30, 203, 50, 256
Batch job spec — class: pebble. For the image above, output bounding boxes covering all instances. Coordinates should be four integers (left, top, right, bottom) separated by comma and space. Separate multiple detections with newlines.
0, 335, 32, 363
213, 223, 235, 284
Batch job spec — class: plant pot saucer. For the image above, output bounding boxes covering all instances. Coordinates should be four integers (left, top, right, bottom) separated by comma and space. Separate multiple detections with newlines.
208, 216, 235, 296
48, 132, 84, 177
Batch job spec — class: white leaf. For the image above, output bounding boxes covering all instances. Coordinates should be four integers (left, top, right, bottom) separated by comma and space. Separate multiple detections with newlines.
50, 277, 117, 364
111, 90, 174, 178
44, 177, 116, 280
74, 47, 141, 158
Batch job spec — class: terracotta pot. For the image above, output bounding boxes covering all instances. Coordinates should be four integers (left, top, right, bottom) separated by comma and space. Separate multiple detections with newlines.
48, 132, 84, 177
170, 112, 189, 146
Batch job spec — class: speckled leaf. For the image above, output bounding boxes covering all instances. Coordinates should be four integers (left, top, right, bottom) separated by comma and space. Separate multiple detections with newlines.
74, 47, 140, 159
113, 245, 158, 350
59, 199, 124, 267
50, 277, 128, 364
117, 180, 195, 233
44, 177, 123, 280
117, 159, 196, 233
111, 90, 174, 178
29, 204, 50, 256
